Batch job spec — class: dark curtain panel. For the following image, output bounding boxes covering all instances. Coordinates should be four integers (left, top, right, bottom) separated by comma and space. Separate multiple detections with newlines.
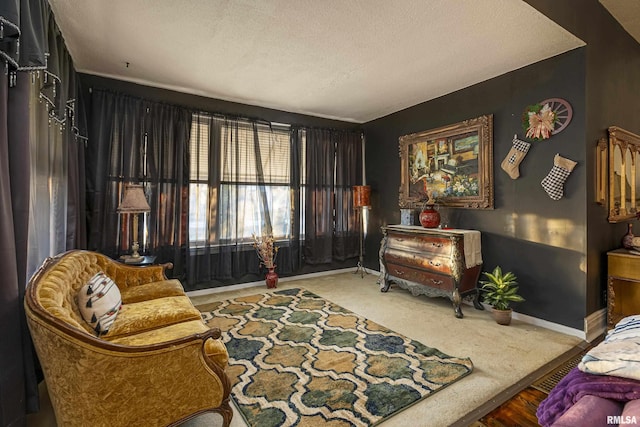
86, 89, 117, 253
145, 102, 192, 276
87, 91, 147, 255
284, 127, 303, 272
334, 131, 362, 260
87, 90, 192, 277
304, 128, 335, 264
1, 0, 84, 424
0, 69, 36, 427
66, 69, 88, 249
304, 128, 363, 264
14, 0, 49, 69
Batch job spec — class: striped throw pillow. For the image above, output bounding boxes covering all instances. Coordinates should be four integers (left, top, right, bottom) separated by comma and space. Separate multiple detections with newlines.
606, 315, 640, 342
77, 272, 122, 335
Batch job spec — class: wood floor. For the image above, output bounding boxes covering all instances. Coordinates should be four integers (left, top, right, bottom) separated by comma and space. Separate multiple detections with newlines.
471, 387, 549, 427
462, 338, 600, 427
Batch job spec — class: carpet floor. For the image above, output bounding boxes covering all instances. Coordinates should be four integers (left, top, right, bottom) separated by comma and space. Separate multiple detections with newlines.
199, 287, 473, 426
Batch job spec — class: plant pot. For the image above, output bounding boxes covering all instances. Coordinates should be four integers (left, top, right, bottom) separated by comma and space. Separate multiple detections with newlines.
492, 308, 512, 325
265, 267, 278, 289
419, 205, 441, 228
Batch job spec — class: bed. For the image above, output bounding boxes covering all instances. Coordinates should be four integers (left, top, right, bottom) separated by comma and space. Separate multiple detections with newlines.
537, 315, 640, 427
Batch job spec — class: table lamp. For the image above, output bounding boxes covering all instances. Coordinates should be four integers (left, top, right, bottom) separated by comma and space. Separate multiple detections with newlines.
117, 184, 150, 259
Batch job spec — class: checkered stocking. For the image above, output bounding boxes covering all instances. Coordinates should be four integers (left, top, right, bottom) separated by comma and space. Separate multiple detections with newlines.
501, 134, 531, 179
541, 154, 577, 200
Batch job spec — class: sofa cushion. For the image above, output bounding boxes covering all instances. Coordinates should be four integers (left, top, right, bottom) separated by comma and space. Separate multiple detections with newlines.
105, 296, 202, 338
77, 272, 122, 335
105, 319, 229, 367
119, 279, 186, 304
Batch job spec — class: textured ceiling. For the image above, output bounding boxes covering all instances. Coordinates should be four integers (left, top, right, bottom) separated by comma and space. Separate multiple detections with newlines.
600, 0, 640, 44
48, 0, 587, 123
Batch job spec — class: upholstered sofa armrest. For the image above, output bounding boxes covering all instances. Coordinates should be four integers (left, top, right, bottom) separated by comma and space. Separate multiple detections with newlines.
25, 308, 232, 427
98, 254, 175, 289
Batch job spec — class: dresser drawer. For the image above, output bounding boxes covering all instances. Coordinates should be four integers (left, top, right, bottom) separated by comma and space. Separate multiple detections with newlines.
386, 231, 453, 256
608, 253, 640, 281
386, 262, 454, 292
384, 248, 452, 275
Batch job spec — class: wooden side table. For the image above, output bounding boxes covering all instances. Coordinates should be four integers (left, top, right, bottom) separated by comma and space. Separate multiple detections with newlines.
607, 249, 640, 328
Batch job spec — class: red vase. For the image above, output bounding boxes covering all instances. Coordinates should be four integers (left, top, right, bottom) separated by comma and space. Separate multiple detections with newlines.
419, 205, 441, 228
265, 267, 278, 289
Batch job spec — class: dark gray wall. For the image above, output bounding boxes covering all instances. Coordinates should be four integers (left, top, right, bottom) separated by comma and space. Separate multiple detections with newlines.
526, 0, 640, 314
363, 50, 587, 329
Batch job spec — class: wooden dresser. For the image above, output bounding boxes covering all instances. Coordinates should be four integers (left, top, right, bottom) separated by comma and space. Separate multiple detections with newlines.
607, 249, 640, 328
379, 225, 484, 318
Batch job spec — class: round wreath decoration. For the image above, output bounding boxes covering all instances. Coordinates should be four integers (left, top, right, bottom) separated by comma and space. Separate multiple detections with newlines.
522, 103, 557, 141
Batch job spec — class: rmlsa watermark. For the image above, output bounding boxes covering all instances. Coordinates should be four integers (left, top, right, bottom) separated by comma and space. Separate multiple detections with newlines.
608, 415, 638, 425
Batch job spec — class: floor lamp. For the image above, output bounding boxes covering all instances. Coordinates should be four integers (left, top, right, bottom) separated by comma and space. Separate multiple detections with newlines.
117, 183, 150, 260
353, 185, 371, 278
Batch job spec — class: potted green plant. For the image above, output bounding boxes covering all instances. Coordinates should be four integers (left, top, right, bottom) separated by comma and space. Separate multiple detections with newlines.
479, 266, 524, 325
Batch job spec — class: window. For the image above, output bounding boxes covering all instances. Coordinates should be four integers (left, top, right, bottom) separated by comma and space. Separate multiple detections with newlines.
189, 114, 210, 243
188, 114, 300, 245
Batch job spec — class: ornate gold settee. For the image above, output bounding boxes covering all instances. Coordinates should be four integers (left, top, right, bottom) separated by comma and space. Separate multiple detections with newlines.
24, 250, 232, 427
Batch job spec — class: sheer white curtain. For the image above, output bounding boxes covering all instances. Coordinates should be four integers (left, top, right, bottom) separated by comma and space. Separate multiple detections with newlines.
26, 71, 69, 278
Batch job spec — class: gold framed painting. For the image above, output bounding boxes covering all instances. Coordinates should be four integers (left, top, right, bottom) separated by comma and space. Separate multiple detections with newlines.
399, 114, 494, 209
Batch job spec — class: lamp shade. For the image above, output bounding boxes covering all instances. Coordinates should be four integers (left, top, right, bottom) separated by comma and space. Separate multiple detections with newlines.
353, 185, 371, 208
117, 184, 150, 213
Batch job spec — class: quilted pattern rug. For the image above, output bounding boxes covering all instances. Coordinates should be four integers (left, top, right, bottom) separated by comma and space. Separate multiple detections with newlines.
199, 288, 473, 427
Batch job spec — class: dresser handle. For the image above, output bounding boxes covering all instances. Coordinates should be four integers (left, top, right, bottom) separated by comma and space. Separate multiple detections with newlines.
394, 269, 405, 276
429, 260, 442, 267
395, 238, 404, 242
431, 243, 443, 248
429, 278, 443, 285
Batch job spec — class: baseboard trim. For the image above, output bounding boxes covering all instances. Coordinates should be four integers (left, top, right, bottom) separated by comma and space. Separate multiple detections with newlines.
475, 302, 585, 340
511, 310, 585, 340
186, 267, 360, 297
584, 308, 607, 342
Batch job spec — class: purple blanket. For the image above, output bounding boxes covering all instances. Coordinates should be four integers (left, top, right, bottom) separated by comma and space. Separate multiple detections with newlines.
536, 367, 640, 427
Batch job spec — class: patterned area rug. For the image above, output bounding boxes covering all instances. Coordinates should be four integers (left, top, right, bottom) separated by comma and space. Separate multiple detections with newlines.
199, 288, 473, 427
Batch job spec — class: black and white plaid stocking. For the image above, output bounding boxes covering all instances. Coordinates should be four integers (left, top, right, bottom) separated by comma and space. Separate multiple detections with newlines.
541, 154, 577, 200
